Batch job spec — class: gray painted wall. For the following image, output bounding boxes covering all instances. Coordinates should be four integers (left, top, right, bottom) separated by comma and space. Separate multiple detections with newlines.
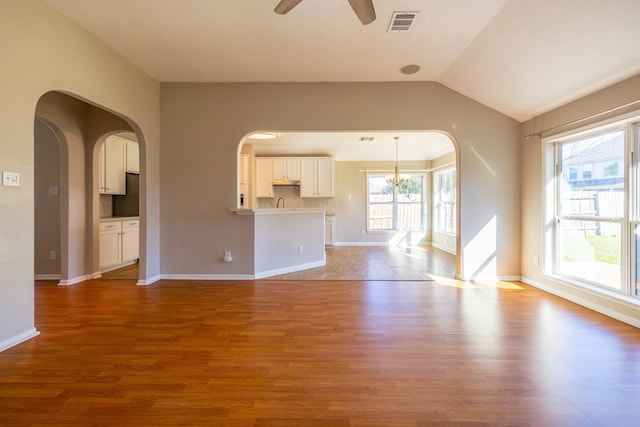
160, 82, 521, 280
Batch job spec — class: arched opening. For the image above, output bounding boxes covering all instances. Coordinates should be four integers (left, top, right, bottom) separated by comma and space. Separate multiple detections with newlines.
34, 118, 63, 281
33, 91, 145, 285
237, 130, 460, 280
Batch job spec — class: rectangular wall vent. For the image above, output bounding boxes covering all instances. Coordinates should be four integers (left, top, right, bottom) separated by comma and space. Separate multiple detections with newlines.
388, 11, 419, 32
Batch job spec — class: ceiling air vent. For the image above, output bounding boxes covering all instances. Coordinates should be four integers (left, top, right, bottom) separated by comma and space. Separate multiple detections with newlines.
388, 11, 419, 32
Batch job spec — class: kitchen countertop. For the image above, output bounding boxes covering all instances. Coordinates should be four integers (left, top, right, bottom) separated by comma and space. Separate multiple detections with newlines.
231, 208, 332, 216
100, 216, 140, 222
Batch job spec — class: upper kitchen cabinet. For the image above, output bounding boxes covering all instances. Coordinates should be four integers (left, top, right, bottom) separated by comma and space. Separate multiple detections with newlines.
255, 157, 274, 198
99, 136, 126, 195
272, 158, 300, 182
300, 157, 334, 198
125, 141, 139, 174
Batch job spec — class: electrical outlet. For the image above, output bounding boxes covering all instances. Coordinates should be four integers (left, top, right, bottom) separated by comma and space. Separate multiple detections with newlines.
2, 171, 20, 187
298, 245, 304, 254
49, 251, 56, 260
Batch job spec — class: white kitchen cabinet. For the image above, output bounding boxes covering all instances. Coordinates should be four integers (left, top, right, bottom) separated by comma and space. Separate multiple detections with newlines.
120, 219, 140, 263
240, 154, 250, 207
99, 218, 139, 271
99, 136, 126, 195
125, 141, 139, 174
325, 215, 335, 247
99, 223, 121, 269
255, 157, 274, 198
272, 158, 300, 181
300, 157, 334, 198
240, 154, 249, 185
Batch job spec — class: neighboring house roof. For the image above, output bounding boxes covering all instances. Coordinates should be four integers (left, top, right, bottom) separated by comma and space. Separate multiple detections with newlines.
563, 132, 624, 166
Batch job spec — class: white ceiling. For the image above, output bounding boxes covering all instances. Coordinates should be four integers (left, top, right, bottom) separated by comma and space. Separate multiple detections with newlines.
248, 131, 453, 161
43, 0, 640, 159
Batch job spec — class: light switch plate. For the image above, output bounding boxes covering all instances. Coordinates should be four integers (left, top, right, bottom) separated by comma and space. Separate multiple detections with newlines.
2, 171, 20, 187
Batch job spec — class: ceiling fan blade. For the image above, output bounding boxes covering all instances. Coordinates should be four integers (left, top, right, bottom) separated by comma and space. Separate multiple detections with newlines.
274, 0, 304, 15
347, 0, 376, 25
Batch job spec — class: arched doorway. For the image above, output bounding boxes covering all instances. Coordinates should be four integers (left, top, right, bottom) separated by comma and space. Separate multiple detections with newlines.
34, 91, 145, 285
237, 130, 460, 280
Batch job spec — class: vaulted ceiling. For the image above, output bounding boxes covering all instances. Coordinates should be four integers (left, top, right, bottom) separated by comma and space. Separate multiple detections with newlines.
44, 0, 640, 122
42, 0, 640, 161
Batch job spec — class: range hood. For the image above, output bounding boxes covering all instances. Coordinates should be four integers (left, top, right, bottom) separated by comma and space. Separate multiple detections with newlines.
272, 179, 300, 186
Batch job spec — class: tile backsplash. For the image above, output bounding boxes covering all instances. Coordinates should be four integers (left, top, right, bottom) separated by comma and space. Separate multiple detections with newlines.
100, 194, 113, 217
256, 185, 335, 210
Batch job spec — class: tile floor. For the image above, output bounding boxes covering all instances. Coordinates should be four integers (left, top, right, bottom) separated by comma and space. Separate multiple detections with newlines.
264, 245, 456, 280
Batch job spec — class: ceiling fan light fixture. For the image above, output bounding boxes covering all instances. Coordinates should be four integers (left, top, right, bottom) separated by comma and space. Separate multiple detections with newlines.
248, 132, 278, 140
274, 0, 376, 25
400, 64, 421, 75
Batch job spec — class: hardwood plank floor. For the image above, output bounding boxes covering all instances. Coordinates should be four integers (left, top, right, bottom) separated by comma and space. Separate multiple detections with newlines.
98, 246, 457, 282
1, 278, 639, 426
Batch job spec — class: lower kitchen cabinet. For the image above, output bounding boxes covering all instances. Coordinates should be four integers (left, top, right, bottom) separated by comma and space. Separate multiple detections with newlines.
325, 215, 335, 247
99, 218, 139, 271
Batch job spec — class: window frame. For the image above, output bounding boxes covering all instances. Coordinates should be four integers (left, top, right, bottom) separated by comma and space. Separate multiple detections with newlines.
433, 168, 457, 235
544, 116, 639, 299
365, 171, 426, 232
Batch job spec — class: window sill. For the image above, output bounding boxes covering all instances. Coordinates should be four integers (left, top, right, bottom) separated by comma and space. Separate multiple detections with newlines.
541, 272, 640, 307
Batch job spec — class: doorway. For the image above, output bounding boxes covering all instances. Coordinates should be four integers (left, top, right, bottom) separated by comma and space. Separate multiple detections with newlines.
239, 130, 459, 280
34, 91, 145, 285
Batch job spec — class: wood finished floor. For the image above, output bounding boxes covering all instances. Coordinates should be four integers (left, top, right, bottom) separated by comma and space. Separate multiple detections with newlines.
1, 277, 639, 426
98, 246, 457, 281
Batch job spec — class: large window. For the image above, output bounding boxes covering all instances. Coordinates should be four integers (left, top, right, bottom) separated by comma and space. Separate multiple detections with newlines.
367, 173, 425, 231
547, 120, 640, 297
434, 169, 456, 234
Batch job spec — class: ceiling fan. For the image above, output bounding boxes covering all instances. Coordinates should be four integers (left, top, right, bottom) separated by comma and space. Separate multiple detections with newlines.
274, 0, 376, 25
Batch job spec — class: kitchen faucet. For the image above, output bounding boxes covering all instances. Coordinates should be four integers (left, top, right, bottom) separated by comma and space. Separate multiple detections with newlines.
277, 197, 285, 208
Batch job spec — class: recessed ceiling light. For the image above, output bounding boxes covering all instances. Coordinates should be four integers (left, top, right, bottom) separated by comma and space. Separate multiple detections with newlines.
400, 64, 421, 75
248, 132, 278, 139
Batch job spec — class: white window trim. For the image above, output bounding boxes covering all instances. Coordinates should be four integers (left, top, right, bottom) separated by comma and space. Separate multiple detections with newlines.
543, 114, 640, 300
433, 167, 457, 235
365, 171, 426, 232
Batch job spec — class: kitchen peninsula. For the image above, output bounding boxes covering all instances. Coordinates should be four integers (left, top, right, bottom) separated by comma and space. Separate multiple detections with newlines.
233, 208, 326, 278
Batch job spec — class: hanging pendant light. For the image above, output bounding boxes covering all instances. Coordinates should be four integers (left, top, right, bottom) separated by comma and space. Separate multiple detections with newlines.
386, 136, 409, 186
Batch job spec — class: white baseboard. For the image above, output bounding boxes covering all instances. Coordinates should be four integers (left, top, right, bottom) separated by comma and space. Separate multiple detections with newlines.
334, 242, 389, 247
0, 328, 40, 352
522, 275, 640, 329
136, 275, 162, 286
334, 242, 432, 247
454, 274, 522, 281
431, 242, 456, 255
159, 274, 255, 281
255, 260, 326, 279
34, 274, 61, 281
58, 274, 92, 286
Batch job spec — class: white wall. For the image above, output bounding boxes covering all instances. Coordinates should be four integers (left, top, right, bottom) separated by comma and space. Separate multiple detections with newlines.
0, 0, 160, 351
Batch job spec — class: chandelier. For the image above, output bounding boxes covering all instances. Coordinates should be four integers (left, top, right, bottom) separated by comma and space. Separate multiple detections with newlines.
386, 136, 409, 186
